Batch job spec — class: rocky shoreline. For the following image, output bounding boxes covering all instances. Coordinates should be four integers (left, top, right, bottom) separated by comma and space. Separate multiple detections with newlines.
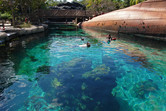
0, 24, 48, 45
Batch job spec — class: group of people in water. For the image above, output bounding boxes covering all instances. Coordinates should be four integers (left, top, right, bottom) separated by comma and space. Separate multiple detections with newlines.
79, 34, 116, 47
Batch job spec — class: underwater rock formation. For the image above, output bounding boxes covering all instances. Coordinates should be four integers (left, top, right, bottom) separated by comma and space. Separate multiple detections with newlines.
38, 58, 92, 94
37, 65, 50, 74
82, 64, 110, 79
112, 66, 166, 111
132, 79, 158, 99
0, 60, 16, 93
37, 58, 120, 111
82, 0, 166, 40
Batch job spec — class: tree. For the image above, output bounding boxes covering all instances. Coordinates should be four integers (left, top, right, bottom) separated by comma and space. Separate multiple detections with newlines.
46, 0, 59, 6
130, 0, 146, 5
80, 0, 147, 15
81, 0, 116, 15
0, 0, 48, 26
63, 0, 67, 2
1, 12, 12, 21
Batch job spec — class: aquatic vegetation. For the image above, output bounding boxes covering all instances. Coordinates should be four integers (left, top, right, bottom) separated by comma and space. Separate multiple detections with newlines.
81, 83, 87, 90
51, 78, 62, 88
82, 64, 110, 79
37, 65, 51, 74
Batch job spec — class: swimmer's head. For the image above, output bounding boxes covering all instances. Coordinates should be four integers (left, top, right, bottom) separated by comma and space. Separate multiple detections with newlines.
108, 34, 112, 39
87, 42, 91, 47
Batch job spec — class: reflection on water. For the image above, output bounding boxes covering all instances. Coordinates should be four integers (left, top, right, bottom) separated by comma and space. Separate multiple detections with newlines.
0, 25, 166, 111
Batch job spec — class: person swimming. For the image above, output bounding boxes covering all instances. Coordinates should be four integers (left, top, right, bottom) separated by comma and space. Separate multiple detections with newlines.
81, 37, 84, 41
107, 34, 112, 40
106, 34, 112, 44
107, 34, 116, 40
79, 42, 91, 47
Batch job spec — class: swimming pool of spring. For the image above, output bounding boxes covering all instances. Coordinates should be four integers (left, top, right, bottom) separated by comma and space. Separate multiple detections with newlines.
0, 24, 166, 111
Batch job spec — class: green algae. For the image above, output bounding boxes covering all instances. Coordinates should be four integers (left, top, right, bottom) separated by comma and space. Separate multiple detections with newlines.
81, 93, 93, 101
81, 83, 87, 90
52, 78, 62, 88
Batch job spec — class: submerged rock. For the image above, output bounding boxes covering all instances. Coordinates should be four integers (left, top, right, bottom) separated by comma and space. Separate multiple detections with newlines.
37, 58, 120, 111
38, 58, 92, 92
29, 56, 38, 62
56, 58, 92, 75
82, 64, 110, 79
0, 60, 16, 93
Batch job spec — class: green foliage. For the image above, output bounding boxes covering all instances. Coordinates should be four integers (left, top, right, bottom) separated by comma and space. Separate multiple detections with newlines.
130, 0, 146, 5
1, 12, 12, 20
80, 0, 146, 14
0, 0, 147, 23
46, 0, 59, 6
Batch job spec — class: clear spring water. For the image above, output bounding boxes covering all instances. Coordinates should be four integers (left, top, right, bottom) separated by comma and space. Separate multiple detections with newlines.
0, 24, 166, 111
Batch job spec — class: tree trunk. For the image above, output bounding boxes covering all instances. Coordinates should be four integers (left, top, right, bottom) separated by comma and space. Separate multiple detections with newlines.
12, 9, 15, 27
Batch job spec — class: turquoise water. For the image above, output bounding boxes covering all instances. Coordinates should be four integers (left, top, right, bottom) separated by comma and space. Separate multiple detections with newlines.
0, 24, 166, 111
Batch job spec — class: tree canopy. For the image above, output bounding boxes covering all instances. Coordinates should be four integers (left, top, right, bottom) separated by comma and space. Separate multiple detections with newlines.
79, 0, 146, 14
0, 0, 147, 26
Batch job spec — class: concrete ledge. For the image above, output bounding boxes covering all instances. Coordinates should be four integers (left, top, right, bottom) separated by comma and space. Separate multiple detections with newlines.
5, 25, 46, 36
0, 25, 47, 45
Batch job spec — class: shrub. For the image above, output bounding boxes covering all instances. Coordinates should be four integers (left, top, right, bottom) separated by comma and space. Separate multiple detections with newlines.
19, 22, 32, 28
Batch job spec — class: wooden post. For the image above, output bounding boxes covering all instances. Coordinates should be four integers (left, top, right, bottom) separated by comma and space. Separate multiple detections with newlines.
75, 17, 78, 24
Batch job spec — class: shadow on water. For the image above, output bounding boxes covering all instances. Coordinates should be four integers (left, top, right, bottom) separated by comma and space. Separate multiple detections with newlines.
82, 28, 166, 49
83, 28, 166, 71
117, 33, 166, 49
